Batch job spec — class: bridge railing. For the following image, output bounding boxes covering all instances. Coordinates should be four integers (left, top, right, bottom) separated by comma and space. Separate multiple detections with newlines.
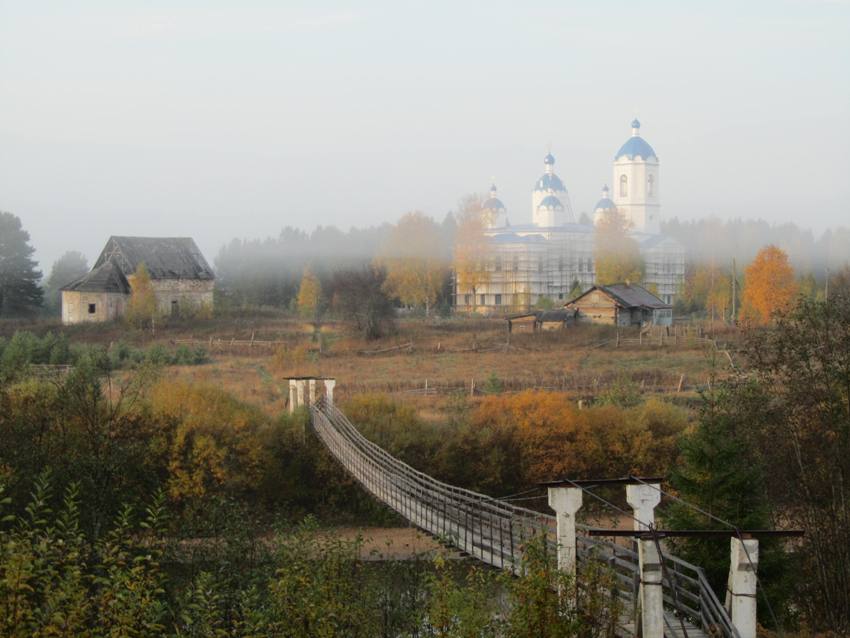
310, 398, 737, 638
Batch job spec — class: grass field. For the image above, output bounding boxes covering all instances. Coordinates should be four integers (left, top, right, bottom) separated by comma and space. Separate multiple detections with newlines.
6, 312, 738, 419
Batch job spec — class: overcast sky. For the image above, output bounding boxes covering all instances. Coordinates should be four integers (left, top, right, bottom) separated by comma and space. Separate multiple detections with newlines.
1, 0, 849, 271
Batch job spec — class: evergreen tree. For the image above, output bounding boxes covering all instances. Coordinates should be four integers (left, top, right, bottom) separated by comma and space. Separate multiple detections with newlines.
44, 251, 89, 316
0, 211, 43, 316
665, 381, 789, 623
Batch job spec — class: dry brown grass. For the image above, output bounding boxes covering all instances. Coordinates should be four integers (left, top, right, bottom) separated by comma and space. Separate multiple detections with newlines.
137, 316, 733, 419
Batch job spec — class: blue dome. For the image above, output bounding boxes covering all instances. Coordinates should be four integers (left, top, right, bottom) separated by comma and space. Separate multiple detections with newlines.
538, 195, 563, 209
615, 136, 657, 160
482, 197, 505, 211
595, 197, 616, 211
543, 153, 555, 165
534, 173, 566, 192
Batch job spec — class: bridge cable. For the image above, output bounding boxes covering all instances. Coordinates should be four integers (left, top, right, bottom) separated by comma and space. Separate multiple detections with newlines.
629, 475, 785, 637
551, 477, 694, 636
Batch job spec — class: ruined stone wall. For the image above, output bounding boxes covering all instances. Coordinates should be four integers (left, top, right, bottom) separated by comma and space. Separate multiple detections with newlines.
61, 291, 128, 325
149, 279, 215, 316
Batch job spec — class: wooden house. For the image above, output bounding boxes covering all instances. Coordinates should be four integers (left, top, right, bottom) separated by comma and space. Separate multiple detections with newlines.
564, 283, 672, 327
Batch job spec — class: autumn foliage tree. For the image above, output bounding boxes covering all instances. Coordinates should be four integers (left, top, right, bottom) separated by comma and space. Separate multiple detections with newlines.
453, 195, 491, 311
296, 266, 322, 319
125, 262, 157, 328
377, 211, 448, 316
593, 209, 644, 285
678, 262, 732, 320
741, 245, 797, 325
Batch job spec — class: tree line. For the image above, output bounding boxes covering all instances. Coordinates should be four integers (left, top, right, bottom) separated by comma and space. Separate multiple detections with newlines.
2, 205, 850, 324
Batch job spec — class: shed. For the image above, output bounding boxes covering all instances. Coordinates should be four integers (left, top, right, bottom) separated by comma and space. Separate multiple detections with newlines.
564, 283, 672, 327
506, 309, 576, 333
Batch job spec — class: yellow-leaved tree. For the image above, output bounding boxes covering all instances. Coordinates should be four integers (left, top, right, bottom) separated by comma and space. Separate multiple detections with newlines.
377, 211, 448, 316
296, 266, 322, 319
594, 209, 644, 285
125, 262, 157, 328
741, 245, 798, 325
453, 195, 491, 312
680, 262, 732, 320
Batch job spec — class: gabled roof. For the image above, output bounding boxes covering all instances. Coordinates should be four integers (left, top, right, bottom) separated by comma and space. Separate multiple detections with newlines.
539, 309, 575, 322
93, 236, 215, 280
565, 283, 670, 310
61, 258, 131, 294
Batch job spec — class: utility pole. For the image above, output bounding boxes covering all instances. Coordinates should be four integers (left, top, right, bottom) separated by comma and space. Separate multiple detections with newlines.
731, 258, 737, 323
825, 266, 830, 302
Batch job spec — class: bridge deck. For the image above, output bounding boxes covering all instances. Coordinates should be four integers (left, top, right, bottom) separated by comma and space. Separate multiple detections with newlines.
311, 400, 736, 638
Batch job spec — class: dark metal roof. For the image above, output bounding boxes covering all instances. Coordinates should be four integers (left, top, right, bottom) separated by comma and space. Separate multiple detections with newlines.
539, 309, 575, 322
61, 258, 131, 294
566, 283, 670, 310
93, 236, 215, 280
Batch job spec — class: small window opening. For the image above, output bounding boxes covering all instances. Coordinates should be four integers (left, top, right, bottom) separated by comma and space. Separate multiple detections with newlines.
88, 303, 96, 314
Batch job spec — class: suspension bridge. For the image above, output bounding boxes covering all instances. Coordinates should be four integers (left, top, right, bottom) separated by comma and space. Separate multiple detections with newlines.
291, 377, 772, 638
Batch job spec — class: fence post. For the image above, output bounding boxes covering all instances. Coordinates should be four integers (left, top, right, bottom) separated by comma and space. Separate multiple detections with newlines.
546, 487, 583, 579
727, 537, 759, 638
308, 379, 317, 405
295, 380, 305, 408
288, 380, 297, 414
323, 379, 336, 406
626, 483, 663, 638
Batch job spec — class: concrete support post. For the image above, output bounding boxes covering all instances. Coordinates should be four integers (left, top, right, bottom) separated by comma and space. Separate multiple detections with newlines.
308, 379, 316, 405
295, 380, 305, 409
324, 379, 336, 406
637, 539, 664, 638
288, 380, 297, 414
626, 483, 661, 531
727, 538, 759, 638
547, 487, 583, 579
627, 483, 663, 638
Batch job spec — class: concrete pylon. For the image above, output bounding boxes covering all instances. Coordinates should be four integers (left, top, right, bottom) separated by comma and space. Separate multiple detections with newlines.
308, 379, 316, 405
324, 379, 336, 405
547, 487, 583, 578
627, 483, 663, 638
637, 538, 664, 638
626, 483, 661, 530
288, 380, 297, 414
727, 538, 759, 638
295, 380, 305, 408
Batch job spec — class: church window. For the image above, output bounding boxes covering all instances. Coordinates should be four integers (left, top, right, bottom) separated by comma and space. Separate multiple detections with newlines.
495, 294, 502, 306
464, 294, 471, 306
480, 294, 486, 306
647, 174, 655, 197
88, 303, 96, 314
620, 174, 628, 197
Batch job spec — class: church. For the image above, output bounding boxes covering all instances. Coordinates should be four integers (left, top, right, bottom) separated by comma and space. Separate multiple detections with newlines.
454, 119, 685, 314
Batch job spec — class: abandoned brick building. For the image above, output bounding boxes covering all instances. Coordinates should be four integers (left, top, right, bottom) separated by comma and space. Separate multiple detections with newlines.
61, 236, 215, 325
